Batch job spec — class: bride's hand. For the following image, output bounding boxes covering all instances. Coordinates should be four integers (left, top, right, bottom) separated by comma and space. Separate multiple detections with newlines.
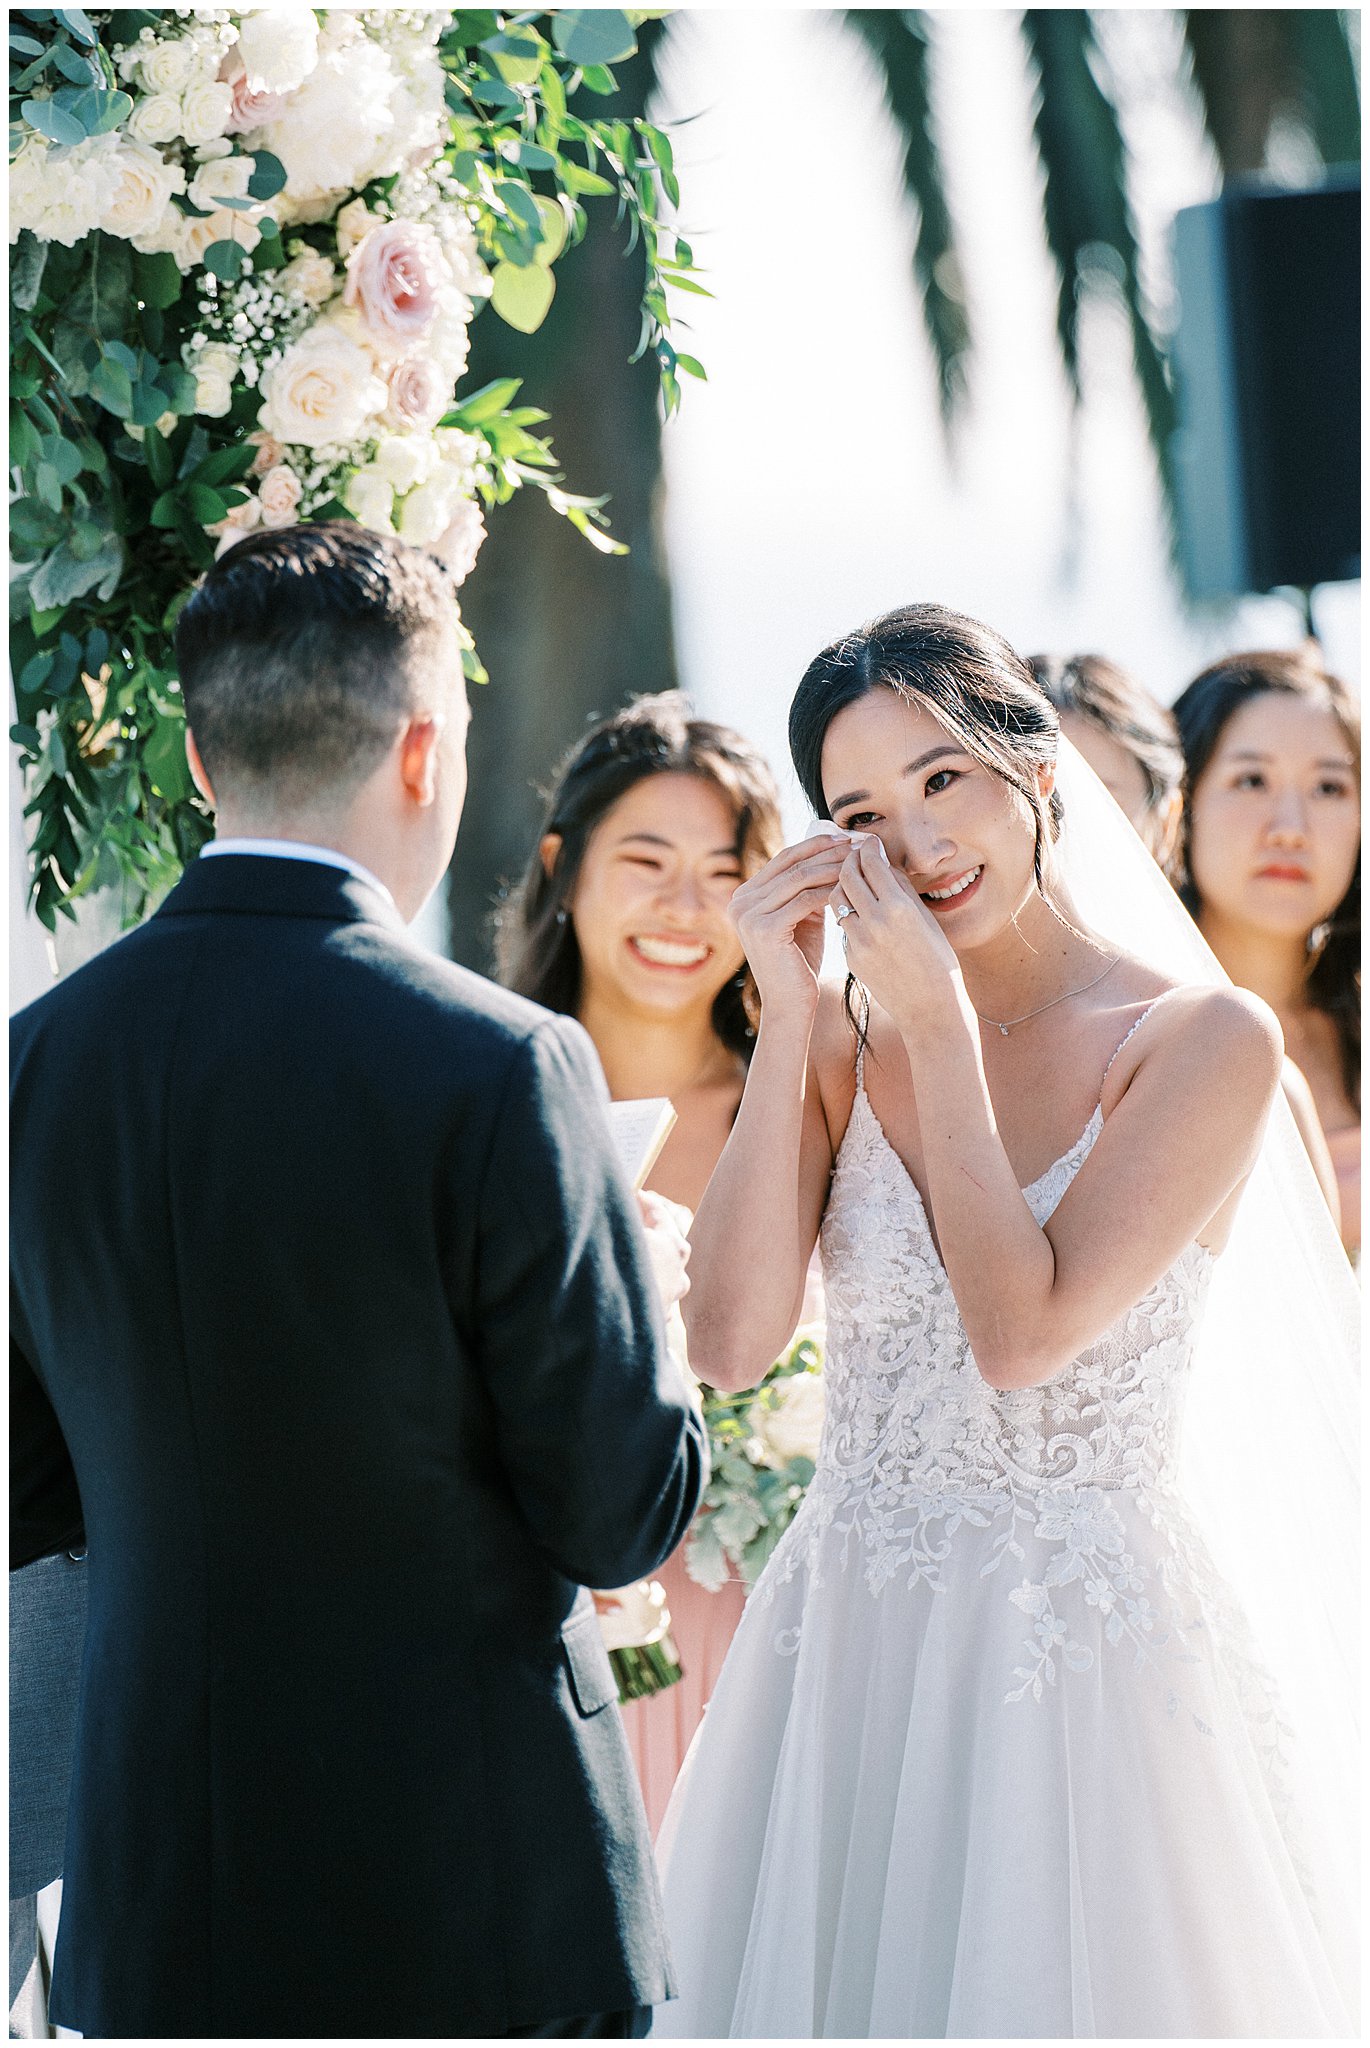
730, 832, 853, 1020
832, 835, 965, 1033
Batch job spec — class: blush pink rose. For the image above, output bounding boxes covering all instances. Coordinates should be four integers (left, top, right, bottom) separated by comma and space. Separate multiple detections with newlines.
219, 52, 287, 135
343, 220, 447, 351
384, 355, 450, 432
247, 429, 285, 476
257, 463, 303, 528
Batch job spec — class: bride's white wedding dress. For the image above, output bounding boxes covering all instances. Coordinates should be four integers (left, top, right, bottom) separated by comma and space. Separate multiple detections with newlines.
656, 1011, 1353, 2039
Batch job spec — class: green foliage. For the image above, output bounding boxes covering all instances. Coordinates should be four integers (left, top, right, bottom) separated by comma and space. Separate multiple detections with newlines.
685, 1332, 825, 1593
10, 9, 704, 934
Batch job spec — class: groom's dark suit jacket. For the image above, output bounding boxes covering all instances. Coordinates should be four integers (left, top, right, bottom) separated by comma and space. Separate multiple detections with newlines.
9, 853, 707, 2039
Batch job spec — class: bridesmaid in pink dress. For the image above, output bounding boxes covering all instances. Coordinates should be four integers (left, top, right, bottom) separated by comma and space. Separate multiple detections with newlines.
496, 691, 784, 1832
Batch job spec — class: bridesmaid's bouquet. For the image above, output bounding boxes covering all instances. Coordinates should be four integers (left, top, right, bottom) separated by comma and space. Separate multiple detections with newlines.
594, 1579, 683, 1705
685, 1327, 826, 1593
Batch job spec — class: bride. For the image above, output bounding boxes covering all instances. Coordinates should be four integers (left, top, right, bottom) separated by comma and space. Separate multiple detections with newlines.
655, 604, 1357, 2039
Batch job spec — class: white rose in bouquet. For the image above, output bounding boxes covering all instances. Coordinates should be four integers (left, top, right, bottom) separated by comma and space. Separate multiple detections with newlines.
178, 208, 262, 269
137, 37, 196, 97
397, 475, 460, 547
192, 350, 237, 419
334, 197, 381, 259
128, 92, 184, 148
235, 7, 320, 95
257, 463, 303, 528
370, 433, 437, 495
276, 251, 337, 306
595, 1580, 672, 1653
433, 494, 487, 585
259, 325, 386, 447
188, 153, 256, 216
99, 138, 186, 242
344, 469, 395, 533
179, 80, 235, 150
748, 1369, 825, 1467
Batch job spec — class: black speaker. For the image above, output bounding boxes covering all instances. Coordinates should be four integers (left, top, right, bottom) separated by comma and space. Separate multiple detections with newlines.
1171, 175, 1359, 597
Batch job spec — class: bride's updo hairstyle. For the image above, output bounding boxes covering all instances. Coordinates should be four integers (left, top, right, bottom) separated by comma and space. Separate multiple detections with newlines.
790, 601, 1065, 887
497, 691, 783, 1057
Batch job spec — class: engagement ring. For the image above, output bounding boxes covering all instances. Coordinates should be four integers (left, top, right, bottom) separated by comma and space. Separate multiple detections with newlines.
834, 903, 855, 922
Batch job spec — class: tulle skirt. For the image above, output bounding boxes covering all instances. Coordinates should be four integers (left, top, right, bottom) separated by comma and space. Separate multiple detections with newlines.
655, 1493, 1353, 2039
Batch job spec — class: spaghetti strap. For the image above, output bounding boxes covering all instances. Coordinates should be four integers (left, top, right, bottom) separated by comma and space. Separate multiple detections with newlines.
1101, 993, 1170, 1088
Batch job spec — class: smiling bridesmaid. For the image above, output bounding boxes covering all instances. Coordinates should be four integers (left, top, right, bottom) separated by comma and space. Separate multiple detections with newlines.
497, 692, 785, 1828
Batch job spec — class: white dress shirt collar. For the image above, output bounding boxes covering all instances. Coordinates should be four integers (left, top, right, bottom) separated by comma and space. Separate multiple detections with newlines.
199, 838, 396, 910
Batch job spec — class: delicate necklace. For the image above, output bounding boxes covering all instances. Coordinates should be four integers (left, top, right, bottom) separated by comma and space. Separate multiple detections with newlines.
974, 953, 1120, 1036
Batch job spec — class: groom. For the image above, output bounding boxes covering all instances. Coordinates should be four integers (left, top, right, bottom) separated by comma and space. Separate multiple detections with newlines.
9, 523, 707, 2038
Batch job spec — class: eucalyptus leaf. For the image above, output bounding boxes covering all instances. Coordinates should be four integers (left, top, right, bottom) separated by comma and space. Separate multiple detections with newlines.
50, 40, 98, 84
11, 230, 49, 312
552, 10, 637, 66
203, 238, 247, 281
133, 248, 181, 311
40, 436, 83, 484
246, 149, 286, 201
489, 260, 555, 334
21, 95, 85, 145
30, 533, 122, 610
69, 233, 133, 338
88, 355, 133, 417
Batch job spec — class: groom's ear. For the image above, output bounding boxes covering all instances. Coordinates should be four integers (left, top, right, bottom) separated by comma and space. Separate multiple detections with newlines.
185, 726, 216, 810
539, 832, 562, 880
398, 713, 447, 808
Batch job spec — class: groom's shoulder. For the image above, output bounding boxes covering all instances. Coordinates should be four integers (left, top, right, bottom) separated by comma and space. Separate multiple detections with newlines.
357, 934, 586, 1069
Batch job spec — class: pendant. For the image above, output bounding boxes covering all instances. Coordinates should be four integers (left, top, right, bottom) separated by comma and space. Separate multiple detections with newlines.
999, 1023, 1011, 1036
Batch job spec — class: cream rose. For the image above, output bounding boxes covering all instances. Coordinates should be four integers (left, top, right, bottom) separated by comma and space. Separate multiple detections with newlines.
188, 152, 255, 215
748, 1370, 825, 1467
369, 434, 436, 495
334, 196, 380, 259
235, 8, 320, 94
179, 208, 262, 268
193, 366, 234, 418
99, 138, 186, 242
343, 469, 395, 533
128, 92, 184, 147
383, 354, 450, 433
257, 463, 303, 528
209, 492, 262, 556
137, 37, 195, 96
259, 326, 387, 447
594, 1580, 672, 1654
179, 79, 234, 149
247, 429, 285, 475
276, 251, 337, 306
344, 219, 448, 351
396, 475, 459, 547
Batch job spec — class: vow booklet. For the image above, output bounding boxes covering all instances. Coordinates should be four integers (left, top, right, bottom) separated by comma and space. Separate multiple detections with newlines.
607, 1098, 677, 1190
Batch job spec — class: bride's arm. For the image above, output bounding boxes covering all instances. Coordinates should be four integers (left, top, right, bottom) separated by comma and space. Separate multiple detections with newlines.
836, 838, 1283, 1390
682, 834, 853, 1393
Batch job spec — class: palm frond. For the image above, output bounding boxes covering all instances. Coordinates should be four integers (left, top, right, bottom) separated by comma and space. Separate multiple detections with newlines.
845, 7, 971, 424
1021, 9, 1176, 509
1181, 10, 1292, 177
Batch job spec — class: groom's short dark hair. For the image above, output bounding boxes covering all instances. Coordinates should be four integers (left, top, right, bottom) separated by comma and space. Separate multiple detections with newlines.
175, 522, 461, 798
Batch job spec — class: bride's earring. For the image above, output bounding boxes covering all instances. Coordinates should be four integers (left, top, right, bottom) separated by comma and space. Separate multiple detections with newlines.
555, 907, 569, 927
1307, 920, 1332, 958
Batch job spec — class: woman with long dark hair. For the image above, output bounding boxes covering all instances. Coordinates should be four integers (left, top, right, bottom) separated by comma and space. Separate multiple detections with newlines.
654, 605, 1356, 2039
1173, 650, 1360, 1257
1026, 652, 1183, 871
498, 691, 784, 1832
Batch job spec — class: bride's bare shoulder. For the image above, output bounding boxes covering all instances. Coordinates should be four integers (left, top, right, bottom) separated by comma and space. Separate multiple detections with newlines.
1108, 976, 1283, 1110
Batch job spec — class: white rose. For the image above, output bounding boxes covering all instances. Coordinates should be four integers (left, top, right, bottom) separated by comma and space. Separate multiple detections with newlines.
396, 475, 460, 546
343, 469, 395, 533
98, 137, 186, 242
235, 7, 320, 94
188, 151, 255, 214
334, 196, 380, 259
433, 494, 487, 586
193, 366, 234, 418
137, 38, 195, 96
259, 326, 387, 447
276, 251, 337, 306
257, 463, 303, 528
128, 92, 184, 147
178, 209, 262, 268
195, 343, 240, 381
369, 434, 436, 495
179, 79, 234, 149
748, 1370, 825, 1467
595, 1580, 672, 1654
